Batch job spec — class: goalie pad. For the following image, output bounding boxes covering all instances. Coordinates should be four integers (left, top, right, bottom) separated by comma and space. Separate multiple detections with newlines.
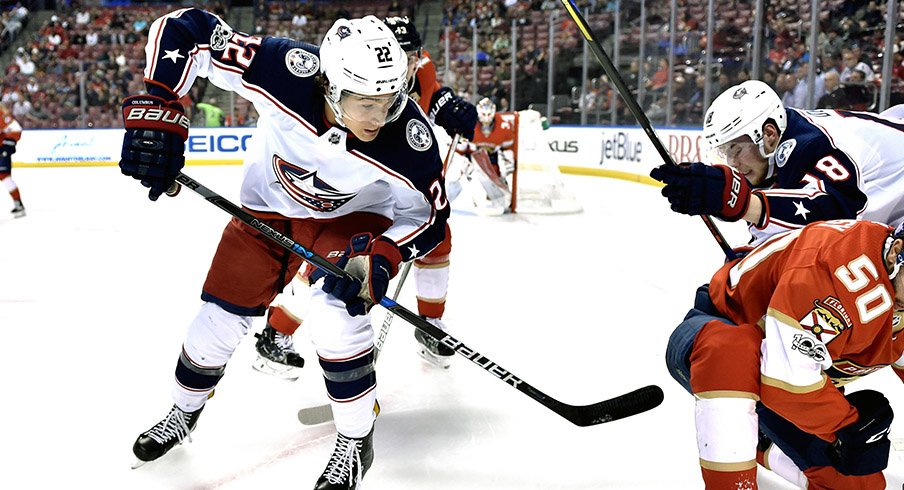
468, 149, 511, 214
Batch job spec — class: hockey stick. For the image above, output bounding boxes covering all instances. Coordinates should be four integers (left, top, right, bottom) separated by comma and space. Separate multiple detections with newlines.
174, 171, 664, 426
296, 261, 412, 425
559, 0, 737, 261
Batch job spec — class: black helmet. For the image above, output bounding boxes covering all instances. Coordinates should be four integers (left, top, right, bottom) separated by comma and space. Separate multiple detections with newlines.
384, 16, 422, 52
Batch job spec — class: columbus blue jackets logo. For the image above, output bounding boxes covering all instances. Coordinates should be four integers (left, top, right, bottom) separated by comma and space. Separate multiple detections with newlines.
285, 48, 319, 77
336, 26, 352, 39
210, 24, 233, 51
406, 119, 432, 151
773, 138, 797, 168
272, 155, 356, 212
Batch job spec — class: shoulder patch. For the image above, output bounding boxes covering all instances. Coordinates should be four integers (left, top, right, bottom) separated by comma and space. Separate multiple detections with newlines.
286, 48, 319, 78
210, 23, 233, 51
774, 138, 797, 168
406, 119, 432, 151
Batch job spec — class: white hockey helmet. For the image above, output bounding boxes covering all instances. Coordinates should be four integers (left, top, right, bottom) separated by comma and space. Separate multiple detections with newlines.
703, 79, 787, 160
320, 16, 409, 127
477, 97, 496, 125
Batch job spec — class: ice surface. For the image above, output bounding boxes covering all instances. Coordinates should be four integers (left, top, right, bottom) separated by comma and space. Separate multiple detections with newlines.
1, 165, 902, 489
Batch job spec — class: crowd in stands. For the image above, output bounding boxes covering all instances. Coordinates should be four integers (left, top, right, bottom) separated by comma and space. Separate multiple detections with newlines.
436, 0, 904, 125
1, 0, 902, 130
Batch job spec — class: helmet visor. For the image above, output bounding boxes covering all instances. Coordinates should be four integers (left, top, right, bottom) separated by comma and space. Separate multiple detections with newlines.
339, 89, 408, 126
710, 135, 758, 167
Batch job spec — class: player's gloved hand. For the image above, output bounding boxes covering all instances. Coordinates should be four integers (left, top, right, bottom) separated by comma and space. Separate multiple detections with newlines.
830, 389, 893, 475
649, 162, 752, 222
430, 87, 477, 140
120, 93, 189, 201
1, 140, 16, 157
321, 233, 403, 317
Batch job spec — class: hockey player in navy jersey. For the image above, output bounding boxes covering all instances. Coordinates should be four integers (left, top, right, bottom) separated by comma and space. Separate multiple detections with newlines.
119, 9, 448, 489
650, 79, 904, 245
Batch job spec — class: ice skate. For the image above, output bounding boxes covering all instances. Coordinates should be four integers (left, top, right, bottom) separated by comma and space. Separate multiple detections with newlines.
11, 200, 24, 218
314, 428, 374, 490
253, 324, 305, 381
132, 404, 203, 468
414, 317, 454, 369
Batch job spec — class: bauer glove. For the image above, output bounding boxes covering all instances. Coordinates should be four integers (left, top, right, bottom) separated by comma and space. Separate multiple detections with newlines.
830, 389, 893, 476
321, 233, 403, 317
430, 87, 478, 141
650, 162, 752, 222
120, 92, 189, 201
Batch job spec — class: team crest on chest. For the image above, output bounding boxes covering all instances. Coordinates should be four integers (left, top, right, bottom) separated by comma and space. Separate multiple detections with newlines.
406, 119, 432, 151
285, 48, 319, 77
210, 24, 233, 51
272, 155, 356, 212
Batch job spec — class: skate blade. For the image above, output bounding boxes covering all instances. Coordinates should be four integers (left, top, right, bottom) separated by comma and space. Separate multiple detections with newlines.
12, 211, 25, 218
131, 459, 149, 469
252, 357, 301, 381
417, 347, 452, 369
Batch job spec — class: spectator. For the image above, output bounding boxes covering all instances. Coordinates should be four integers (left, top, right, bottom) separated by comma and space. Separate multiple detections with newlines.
816, 71, 841, 108
840, 48, 874, 82
196, 98, 225, 127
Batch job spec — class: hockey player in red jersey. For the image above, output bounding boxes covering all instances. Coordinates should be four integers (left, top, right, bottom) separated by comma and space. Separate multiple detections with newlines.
253, 16, 476, 371
665, 219, 903, 489
650, 79, 904, 245
457, 97, 516, 212
0, 104, 24, 218
119, 10, 449, 489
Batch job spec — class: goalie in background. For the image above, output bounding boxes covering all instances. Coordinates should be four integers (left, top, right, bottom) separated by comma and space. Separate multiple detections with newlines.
665, 219, 901, 489
0, 103, 24, 218
455, 97, 516, 215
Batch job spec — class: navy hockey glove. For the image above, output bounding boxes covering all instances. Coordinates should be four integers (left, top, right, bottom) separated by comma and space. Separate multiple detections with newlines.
120, 94, 189, 201
650, 162, 752, 222
430, 87, 477, 140
1, 141, 16, 157
830, 390, 893, 476
321, 233, 403, 317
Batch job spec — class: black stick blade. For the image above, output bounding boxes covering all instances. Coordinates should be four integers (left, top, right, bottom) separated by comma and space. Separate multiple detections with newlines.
569, 385, 664, 427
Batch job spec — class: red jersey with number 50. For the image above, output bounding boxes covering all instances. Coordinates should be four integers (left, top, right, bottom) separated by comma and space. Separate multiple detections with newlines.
709, 220, 904, 441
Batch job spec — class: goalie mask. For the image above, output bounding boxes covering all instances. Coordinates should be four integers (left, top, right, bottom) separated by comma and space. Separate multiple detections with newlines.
704, 80, 787, 176
477, 97, 496, 125
320, 16, 409, 127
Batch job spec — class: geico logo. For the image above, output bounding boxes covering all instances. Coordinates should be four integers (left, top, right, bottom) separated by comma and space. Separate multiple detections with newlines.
187, 134, 254, 153
126, 108, 190, 129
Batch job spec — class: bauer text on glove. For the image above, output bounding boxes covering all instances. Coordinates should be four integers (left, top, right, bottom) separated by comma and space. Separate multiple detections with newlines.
649, 162, 753, 222
120, 93, 189, 201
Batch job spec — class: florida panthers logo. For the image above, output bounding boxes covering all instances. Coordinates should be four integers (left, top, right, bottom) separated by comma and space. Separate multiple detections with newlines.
272, 155, 356, 212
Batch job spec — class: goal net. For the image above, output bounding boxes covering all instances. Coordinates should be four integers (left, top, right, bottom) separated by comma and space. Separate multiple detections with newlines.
510, 110, 582, 214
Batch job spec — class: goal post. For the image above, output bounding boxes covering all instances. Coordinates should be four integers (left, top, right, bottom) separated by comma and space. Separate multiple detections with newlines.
509, 109, 582, 214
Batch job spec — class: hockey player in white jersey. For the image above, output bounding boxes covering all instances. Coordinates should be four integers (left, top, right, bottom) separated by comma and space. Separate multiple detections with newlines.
652, 79, 904, 487
119, 10, 449, 490
651, 79, 904, 245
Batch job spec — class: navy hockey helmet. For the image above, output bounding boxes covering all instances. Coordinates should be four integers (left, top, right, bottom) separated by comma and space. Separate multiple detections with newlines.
384, 16, 422, 52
